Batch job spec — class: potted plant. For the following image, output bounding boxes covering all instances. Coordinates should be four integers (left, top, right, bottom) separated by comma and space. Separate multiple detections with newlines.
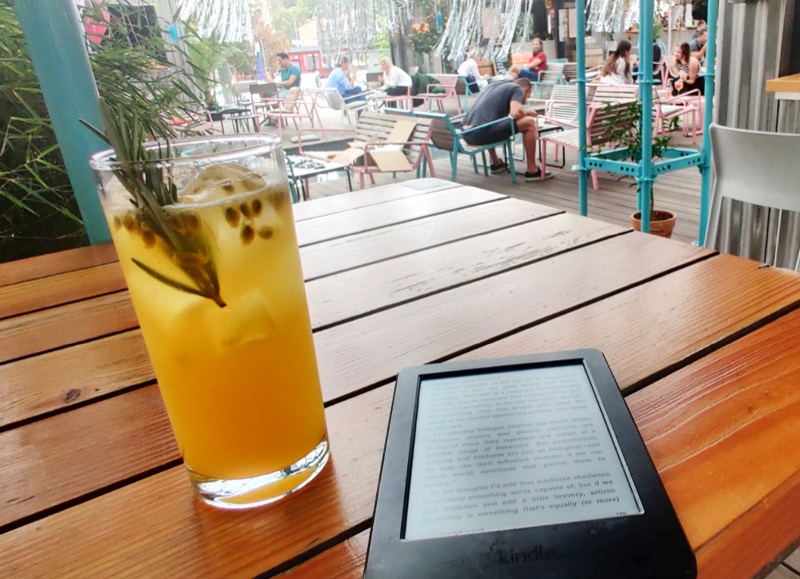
598, 100, 679, 238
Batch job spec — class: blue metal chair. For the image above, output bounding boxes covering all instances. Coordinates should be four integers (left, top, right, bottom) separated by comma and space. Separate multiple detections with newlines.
387, 109, 517, 183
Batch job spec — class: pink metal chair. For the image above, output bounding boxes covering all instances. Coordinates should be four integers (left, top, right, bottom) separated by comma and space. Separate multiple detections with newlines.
261, 88, 324, 138
417, 74, 463, 114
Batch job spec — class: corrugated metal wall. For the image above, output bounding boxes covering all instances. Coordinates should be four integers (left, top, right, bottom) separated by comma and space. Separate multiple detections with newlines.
712, 0, 800, 269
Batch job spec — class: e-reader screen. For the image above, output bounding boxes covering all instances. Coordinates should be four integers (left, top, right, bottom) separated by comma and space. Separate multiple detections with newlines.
405, 364, 643, 540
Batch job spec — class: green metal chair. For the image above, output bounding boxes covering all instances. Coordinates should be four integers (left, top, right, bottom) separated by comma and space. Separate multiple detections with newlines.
386, 109, 517, 183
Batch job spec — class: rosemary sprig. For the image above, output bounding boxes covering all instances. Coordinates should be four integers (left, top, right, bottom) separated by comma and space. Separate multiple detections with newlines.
84, 98, 226, 307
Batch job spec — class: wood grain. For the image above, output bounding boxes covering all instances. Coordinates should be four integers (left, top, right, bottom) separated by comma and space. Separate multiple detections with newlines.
627, 309, 800, 579
301, 198, 561, 280
0, 291, 137, 364
0, 330, 151, 428
459, 254, 800, 393
0, 236, 711, 525
0, 386, 176, 529
0, 243, 117, 287
277, 530, 369, 578
314, 232, 710, 402
0, 384, 391, 577
0, 262, 126, 320
5, 309, 800, 576
292, 179, 458, 222
306, 214, 626, 329
295, 186, 504, 246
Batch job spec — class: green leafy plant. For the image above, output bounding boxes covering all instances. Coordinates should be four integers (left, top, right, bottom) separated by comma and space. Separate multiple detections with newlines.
0, 0, 207, 263
598, 100, 678, 222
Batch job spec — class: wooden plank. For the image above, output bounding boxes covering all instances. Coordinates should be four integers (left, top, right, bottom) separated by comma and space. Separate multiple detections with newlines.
277, 531, 369, 578
295, 186, 504, 246
765, 566, 800, 579
787, 547, 800, 574
301, 198, 562, 280
0, 330, 150, 428
306, 214, 626, 329
0, 292, 137, 365
0, 262, 126, 320
627, 309, 800, 579
291, 179, 458, 222
6, 308, 800, 576
314, 233, 711, 402
0, 386, 177, 529
0, 243, 118, 288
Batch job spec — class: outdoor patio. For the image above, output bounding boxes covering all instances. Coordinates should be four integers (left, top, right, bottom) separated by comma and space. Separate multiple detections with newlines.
237, 94, 704, 244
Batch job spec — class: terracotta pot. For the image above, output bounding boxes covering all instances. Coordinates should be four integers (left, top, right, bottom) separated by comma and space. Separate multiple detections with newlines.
631, 210, 676, 239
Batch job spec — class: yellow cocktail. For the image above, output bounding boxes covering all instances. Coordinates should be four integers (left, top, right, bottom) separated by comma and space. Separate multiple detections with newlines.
92, 137, 329, 508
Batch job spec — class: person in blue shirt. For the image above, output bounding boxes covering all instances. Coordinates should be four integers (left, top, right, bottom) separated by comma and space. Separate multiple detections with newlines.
276, 52, 301, 98
326, 57, 366, 101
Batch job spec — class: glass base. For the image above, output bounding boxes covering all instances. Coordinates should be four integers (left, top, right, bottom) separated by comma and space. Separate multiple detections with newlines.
188, 437, 330, 509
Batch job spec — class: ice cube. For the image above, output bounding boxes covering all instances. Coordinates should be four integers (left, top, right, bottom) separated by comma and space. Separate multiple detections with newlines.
207, 289, 277, 352
180, 163, 267, 204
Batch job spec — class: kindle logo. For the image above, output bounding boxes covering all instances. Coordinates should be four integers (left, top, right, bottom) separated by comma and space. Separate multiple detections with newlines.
495, 546, 558, 565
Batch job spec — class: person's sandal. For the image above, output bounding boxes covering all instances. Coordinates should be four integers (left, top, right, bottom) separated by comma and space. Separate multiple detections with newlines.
524, 169, 553, 182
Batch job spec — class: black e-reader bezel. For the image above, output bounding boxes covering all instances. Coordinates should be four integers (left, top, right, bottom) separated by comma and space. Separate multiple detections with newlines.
364, 350, 696, 579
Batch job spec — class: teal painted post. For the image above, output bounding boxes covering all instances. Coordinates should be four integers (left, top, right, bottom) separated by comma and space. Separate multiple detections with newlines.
638, 0, 655, 233
15, 0, 110, 244
576, 0, 588, 215
699, 0, 718, 245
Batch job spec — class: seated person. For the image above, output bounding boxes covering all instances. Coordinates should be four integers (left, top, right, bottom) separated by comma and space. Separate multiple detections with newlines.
457, 50, 489, 93
599, 40, 634, 85
326, 57, 366, 101
690, 30, 707, 65
275, 52, 301, 99
461, 79, 552, 182
378, 57, 413, 96
507, 37, 548, 81
669, 43, 704, 96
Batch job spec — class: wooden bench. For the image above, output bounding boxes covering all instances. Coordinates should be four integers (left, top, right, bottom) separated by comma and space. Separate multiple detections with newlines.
591, 84, 639, 104
539, 101, 633, 189
299, 110, 435, 189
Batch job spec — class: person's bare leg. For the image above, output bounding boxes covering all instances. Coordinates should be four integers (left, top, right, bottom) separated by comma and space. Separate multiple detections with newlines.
516, 117, 540, 173
488, 147, 502, 165
507, 65, 521, 79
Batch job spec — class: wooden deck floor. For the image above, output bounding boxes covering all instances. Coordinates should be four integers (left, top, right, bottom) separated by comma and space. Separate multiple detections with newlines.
270, 104, 704, 244
766, 546, 800, 579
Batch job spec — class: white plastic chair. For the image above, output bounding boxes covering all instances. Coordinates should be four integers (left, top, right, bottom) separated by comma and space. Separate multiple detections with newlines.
706, 123, 800, 271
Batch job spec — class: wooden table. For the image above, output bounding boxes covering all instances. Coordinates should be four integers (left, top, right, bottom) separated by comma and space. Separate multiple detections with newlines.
2, 179, 800, 578
766, 73, 800, 101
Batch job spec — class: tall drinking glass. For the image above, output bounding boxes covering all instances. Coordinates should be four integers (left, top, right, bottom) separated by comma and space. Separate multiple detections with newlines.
90, 135, 329, 509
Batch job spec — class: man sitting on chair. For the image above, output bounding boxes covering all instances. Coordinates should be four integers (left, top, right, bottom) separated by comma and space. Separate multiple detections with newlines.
275, 52, 301, 99
326, 57, 367, 101
461, 78, 552, 182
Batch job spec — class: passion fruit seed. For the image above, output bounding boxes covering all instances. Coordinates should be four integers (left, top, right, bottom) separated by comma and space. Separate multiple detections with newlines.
258, 226, 273, 239
142, 230, 157, 248
113, 216, 122, 230
241, 224, 255, 244
184, 213, 201, 232
240, 202, 252, 218
269, 190, 285, 210
251, 199, 263, 215
221, 180, 234, 192
123, 213, 139, 233
174, 251, 210, 268
170, 214, 188, 236
225, 206, 240, 227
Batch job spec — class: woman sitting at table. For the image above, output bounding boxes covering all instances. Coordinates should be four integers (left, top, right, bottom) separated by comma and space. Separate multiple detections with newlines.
669, 43, 704, 96
378, 57, 413, 96
598, 40, 634, 85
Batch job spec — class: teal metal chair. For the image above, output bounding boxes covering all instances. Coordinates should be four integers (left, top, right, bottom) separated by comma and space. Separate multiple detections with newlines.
388, 109, 517, 183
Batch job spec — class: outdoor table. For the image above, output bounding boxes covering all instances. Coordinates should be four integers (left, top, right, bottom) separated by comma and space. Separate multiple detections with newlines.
286, 154, 352, 201
2, 178, 800, 577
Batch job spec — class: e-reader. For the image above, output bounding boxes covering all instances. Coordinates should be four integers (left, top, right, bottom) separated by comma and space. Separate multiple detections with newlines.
365, 350, 696, 578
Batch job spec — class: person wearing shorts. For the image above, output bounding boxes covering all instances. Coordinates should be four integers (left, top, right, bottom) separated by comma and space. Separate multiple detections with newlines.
461, 78, 552, 181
